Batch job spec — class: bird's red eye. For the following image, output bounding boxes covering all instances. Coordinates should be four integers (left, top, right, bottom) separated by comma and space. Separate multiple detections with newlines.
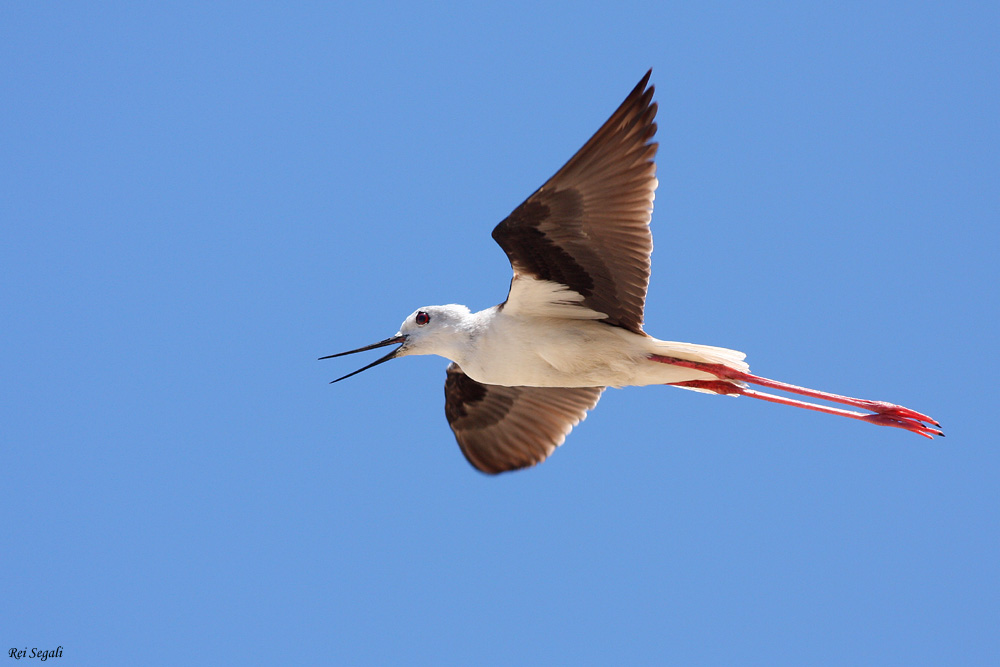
415, 311, 430, 326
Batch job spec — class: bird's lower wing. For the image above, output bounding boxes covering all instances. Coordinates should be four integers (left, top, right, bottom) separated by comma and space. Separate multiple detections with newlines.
444, 363, 604, 474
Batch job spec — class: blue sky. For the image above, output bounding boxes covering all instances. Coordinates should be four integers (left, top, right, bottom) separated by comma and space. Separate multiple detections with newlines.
3, 2, 997, 664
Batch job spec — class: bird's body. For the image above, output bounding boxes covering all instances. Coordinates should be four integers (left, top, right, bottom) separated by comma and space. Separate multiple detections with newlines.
404, 303, 746, 390
324, 70, 941, 474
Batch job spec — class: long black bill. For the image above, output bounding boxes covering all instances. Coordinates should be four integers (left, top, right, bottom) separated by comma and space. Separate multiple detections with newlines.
319, 335, 406, 384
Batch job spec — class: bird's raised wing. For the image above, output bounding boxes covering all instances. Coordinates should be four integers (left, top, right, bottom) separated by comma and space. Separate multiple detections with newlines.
491, 70, 658, 334
444, 363, 603, 474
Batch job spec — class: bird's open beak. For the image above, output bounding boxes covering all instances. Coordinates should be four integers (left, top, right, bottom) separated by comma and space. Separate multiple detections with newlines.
319, 335, 407, 383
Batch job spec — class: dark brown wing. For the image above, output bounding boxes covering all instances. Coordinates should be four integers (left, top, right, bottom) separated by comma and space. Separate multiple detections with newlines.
444, 363, 604, 474
491, 70, 658, 334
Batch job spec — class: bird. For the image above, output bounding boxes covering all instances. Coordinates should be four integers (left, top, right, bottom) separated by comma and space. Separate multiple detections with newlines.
322, 70, 942, 474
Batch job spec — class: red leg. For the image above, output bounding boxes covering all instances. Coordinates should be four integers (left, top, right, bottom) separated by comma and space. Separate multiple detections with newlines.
653, 355, 943, 438
670, 380, 943, 438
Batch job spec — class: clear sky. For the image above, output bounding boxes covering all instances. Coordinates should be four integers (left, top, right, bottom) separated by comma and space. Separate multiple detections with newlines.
3, 2, 997, 665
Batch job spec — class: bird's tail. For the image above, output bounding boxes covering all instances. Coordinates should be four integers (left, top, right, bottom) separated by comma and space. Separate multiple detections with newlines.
645, 339, 749, 393
649, 340, 748, 372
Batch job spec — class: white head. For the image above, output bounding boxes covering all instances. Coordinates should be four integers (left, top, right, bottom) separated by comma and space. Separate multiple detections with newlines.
396, 304, 474, 357
321, 304, 474, 383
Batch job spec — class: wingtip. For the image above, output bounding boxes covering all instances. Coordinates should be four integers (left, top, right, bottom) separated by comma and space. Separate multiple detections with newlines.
629, 69, 653, 99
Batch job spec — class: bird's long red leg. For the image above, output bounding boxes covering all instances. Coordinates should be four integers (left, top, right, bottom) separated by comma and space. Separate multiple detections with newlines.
649, 355, 943, 438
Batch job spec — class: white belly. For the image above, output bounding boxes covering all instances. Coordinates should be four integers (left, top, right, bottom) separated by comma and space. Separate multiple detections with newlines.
452, 312, 741, 388
459, 317, 637, 387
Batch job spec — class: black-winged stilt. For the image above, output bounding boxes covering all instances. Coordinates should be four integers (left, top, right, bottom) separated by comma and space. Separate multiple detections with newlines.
322, 71, 942, 474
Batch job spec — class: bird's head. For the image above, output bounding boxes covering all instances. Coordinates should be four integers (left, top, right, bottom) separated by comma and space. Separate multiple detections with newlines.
321, 304, 473, 383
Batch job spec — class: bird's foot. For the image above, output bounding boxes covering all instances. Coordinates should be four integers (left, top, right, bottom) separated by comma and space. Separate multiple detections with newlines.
851, 401, 940, 427
860, 410, 944, 439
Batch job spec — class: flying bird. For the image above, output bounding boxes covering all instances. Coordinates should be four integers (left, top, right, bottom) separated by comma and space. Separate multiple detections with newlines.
322, 70, 942, 474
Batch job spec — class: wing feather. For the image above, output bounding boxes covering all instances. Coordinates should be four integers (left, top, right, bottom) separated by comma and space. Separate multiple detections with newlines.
444, 363, 603, 474
492, 71, 658, 334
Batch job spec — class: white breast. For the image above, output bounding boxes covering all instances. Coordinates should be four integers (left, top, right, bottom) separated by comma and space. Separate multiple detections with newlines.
458, 310, 647, 388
